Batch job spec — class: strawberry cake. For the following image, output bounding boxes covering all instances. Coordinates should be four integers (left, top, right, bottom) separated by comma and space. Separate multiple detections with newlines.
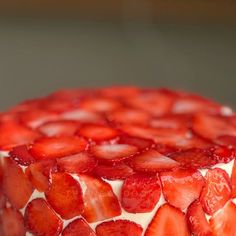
0, 87, 236, 236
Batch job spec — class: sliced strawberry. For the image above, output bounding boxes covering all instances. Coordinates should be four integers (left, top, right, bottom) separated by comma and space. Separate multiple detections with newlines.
192, 113, 236, 140
210, 201, 236, 236
9, 145, 35, 166
62, 218, 96, 236
80, 97, 120, 112
144, 203, 190, 236
200, 168, 232, 215
93, 163, 134, 180
77, 124, 119, 141
25, 159, 56, 192
160, 169, 205, 210
129, 149, 180, 173
0, 121, 40, 150
210, 145, 235, 164
121, 174, 161, 213
2, 158, 33, 209
38, 120, 80, 137
170, 148, 217, 169
30, 136, 88, 160
0, 190, 6, 209
19, 109, 58, 128
100, 86, 140, 98
90, 144, 138, 163
118, 135, 154, 151
110, 108, 151, 124
231, 159, 236, 198
1, 207, 25, 236
79, 174, 121, 223
45, 172, 84, 219
24, 198, 63, 236
186, 200, 213, 236
57, 152, 97, 174
96, 220, 143, 236
216, 135, 236, 148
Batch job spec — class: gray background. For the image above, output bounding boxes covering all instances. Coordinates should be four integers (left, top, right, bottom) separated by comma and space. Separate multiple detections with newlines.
0, 20, 236, 111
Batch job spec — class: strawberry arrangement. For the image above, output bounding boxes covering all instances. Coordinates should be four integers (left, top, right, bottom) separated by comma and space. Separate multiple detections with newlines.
0, 87, 236, 236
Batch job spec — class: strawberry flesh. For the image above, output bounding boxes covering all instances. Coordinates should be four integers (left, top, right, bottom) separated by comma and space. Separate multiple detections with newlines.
231, 159, 236, 198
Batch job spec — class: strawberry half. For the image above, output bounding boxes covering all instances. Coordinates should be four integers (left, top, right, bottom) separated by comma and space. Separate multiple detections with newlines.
57, 152, 97, 174
90, 144, 138, 163
96, 220, 143, 236
1, 207, 25, 236
2, 158, 33, 209
231, 159, 236, 198
93, 163, 134, 180
186, 200, 213, 236
45, 172, 84, 219
0, 121, 40, 150
38, 120, 80, 137
9, 145, 35, 166
30, 136, 88, 160
200, 168, 232, 215
160, 169, 205, 210
77, 124, 119, 142
79, 174, 121, 223
129, 149, 180, 173
144, 203, 190, 236
210, 201, 236, 236
62, 218, 96, 236
24, 198, 63, 236
121, 174, 161, 213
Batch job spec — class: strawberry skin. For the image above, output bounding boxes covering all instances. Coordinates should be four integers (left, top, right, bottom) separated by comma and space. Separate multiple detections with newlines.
210, 201, 236, 236
200, 168, 232, 215
186, 200, 213, 236
2, 158, 33, 209
1, 207, 25, 236
80, 174, 121, 223
121, 174, 161, 213
45, 172, 84, 219
160, 169, 205, 210
62, 218, 96, 236
30, 136, 88, 160
24, 198, 63, 236
144, 203, 190, 236
96, 220, 143, 236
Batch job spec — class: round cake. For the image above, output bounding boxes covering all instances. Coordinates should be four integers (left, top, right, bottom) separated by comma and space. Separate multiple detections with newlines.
0, 87, 236, 236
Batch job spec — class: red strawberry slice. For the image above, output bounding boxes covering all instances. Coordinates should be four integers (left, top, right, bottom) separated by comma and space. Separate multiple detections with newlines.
90, 144, 138, 163
0, 190, 6, 209
210, 145, 235, 164
79, 174, 121, 223
100, 86, 140, 98
121, 174, 161, 213
96, 220, 143, 236
30, 136, 88, 160
216, 135, 236, 148
186, 200, 213, 236
129, 149, 180, 173
110, 108, 151, 124
144, 203, 190, 236
45, 172, 84, 219
1, 207, 25, 236
231, 159, 236, 198
192, 113, 236, 140
19, 109, 58, 128
57, 152, 97, 174
200, 168, 232, 215
62, 218, 96, 236
24, 198, 63, 236
170, 148, 217, 169
25, 159, 56, 192
93, 163, 134, 180
10, 145, 35, 166
77, 124, 119, 141
2, 158, 33, 209
210, 201, 236, 236
38, 120, 80, 137
0, 121, 40, 150
160, 169, 205, 210
80, 97, 120, 112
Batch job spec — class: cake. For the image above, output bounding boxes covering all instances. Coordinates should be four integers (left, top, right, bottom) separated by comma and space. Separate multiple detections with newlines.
0, 87, 236, 236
